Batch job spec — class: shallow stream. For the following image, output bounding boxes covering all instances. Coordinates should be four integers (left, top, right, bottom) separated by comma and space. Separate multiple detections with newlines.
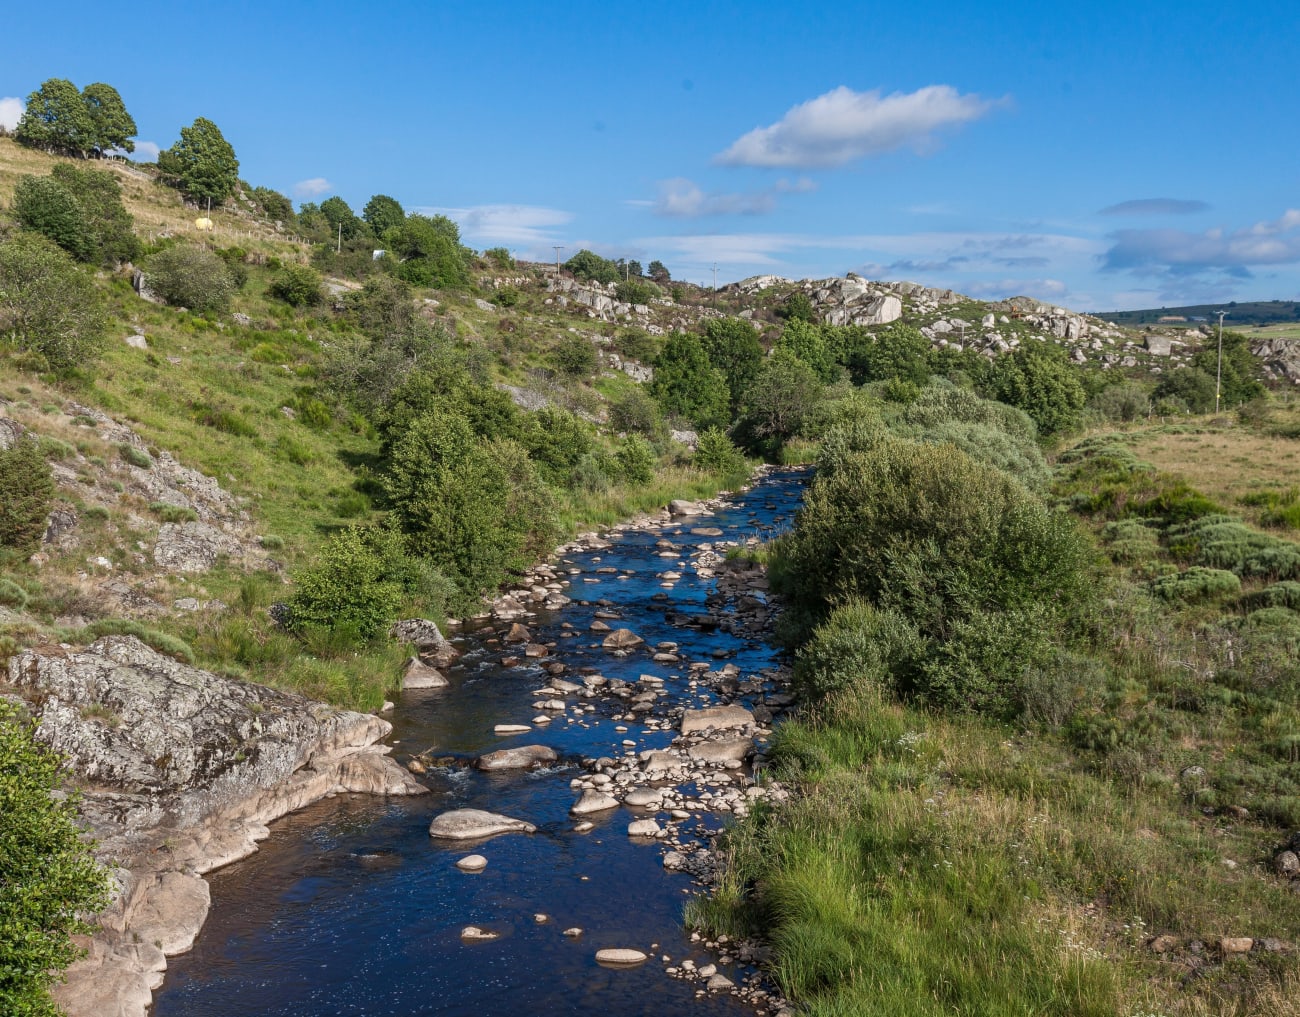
152, 468, 809, 1017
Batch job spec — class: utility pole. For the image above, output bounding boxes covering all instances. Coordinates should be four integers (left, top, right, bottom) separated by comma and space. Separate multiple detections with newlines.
553, 245, 564, 267
711, 262, 718, 291
1215, 310, 1228, 414
336, 222, 342, 255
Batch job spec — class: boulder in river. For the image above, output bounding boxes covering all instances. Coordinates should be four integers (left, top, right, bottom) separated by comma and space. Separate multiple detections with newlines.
474, 745, 557, 771
402, 656, 449, 690
455, 854, 488, 872
428, 809, 537, 840
570, 790, 619, 815
596, 948, 648, 965
602, 628, 645, 651
668, 500, 704, 517
688, 738, 753, 764
390, 619, 458, 667
503, 623, 531, 643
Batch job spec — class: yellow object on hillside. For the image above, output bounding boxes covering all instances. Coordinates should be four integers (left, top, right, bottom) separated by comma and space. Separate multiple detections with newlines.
195, 217, 214, 231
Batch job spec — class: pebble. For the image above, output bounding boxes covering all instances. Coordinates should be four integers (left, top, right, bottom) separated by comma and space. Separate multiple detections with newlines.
455, 854, 488, 872
563, 927, 583, 937
460, 926, 499, 941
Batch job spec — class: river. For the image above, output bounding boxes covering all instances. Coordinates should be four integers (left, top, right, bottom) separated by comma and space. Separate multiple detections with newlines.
152, 468, 809, 1017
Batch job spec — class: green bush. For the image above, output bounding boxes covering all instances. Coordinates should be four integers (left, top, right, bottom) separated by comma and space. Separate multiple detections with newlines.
1086, 380, 1150, 423
148, 501, 197, 523
268, 264, 324, 307
989, 341, 1085, 438
523, 407, 593, 485
0, 577, 30, 609
793, 599, 922, 700
0, 436, 55, 556
652, 333, 730, 430
564, 249, 620, 284
1242, 580, 1300, 611
614, 278, 659, 305
118, 443, 152, 469
1167, 514, 1300, 580
0, 231, 106, 374
0, 699, 111, 1017
1099, 518, 1162, 564
13, 175, 94, 261
614, 433, 656, 485
692, 427, 746, 475
552, 334, 597, 377
146, 244, 234, 315
1150, 566, 1242, 602
285, 527, 409, 640
608, 387, 664, 438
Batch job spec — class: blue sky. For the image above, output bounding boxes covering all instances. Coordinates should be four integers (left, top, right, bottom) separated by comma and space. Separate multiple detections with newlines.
4, 0, 1298, 310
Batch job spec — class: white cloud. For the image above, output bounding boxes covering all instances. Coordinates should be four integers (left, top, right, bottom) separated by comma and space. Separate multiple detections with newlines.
423, 204, 574, 248
650, 176, 818, 218
0, 97, 23, 131
715, 85, 1001, 169
1103, 208, 1300, 274
964, 278, 1068, 300
293, 177, 333, 198
118, 140, 160, 162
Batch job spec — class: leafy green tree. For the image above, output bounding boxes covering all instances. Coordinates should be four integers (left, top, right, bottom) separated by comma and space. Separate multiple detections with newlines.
1153, 367, 1215, 414
700, 317, 764, 415
363, 194, 405, 237
651, 332, 730, 430
484, 247, 514, 270
1188, 331, 1264, 408
839, 323, 931, 386
80, 82, 136, 154
0, 232, 106, 374
614, 433, 656, 485
614, 278, 659, 304
50, 164, 138, 264
0, 699, 111, 1017
145, 244, 234, 315
564, 249, 620, 285
158, 117, 240, 204
737, 348, 822, 451
0, 435, 55, 556
14, 79, 95, 156
693, 427, 746, 474
12, 177, 94, 262
385, 214, 470, 289
608, 386, 665, 438
320, 196, 364, 241
522, 407, 594, 485
294, 202, 331, 243
777, 290, 815, 322
553, 334, 598, 377
286, 527, 407, 640
776, 319, 838, 382
990, 342, 1086, 439
647, 260, 670, 284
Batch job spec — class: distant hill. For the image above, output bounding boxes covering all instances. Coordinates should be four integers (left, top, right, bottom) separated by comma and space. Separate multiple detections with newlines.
1093, 300, 1300, 327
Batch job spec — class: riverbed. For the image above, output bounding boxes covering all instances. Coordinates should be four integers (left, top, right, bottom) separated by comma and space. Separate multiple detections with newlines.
152, 468, 808, 1017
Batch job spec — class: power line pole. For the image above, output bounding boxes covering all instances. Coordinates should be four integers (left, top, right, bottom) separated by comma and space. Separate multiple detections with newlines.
1215, 309, 1228, 414
711, 262, 718, 290
336, 222, 342, 255
553, 245, 564, 267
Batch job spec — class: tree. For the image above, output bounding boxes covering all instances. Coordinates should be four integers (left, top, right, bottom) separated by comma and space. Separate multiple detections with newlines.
1153, 367, 1215, 414
700, 317, 764, 415
1189, 331, 1264, 408
0, 232, 106, 374
651, 332, 731, 430
990, 342, 1086, 439
564, 249, 620, 285
320, 196, 364, 241
363, 194, 405, 237
14, 79, 95, 156
0, 435, 55, 556
737, 348, 822, 451
251, 186, 294, 225
145, 244, 234, 315
13, 177, 94, 262
648, 260, 671, 284
384, 214, 469, 289
776, 319, 837, 382
157, 117, 239, 204
268, 264, 324, 307
50, 164, 138, 264
553, 334, 598, 377
840, 323, 931, 386
0, 699, 111, 1016
286, 527, 406, 640
80, 83, 136, 154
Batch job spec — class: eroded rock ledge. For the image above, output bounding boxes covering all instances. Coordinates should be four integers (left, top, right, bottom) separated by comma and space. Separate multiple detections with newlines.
4, 636, 426, 1017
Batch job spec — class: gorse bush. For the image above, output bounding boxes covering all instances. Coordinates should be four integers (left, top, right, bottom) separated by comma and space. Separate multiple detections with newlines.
268, 264, 323, 307
614, 433, 656, 485
692, 427, 746, 475
146, 244, 234, 315
1167, 514, 1300, 580
0, 435, 55, 556
1150, 566, 1242, 602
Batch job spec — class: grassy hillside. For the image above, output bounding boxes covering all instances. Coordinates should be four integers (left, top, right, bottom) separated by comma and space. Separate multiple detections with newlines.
1097, 300, 1300, 328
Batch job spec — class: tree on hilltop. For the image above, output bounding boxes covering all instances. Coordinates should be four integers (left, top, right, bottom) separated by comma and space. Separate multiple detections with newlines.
648, 260, 671, 284
363, 194, 405, 237
14, 79, 96, 157
158, 117, 239, 204
81, 83, 137, 154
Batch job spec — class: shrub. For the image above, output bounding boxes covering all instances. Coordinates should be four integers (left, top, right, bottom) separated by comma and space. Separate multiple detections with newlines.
1242, 581, 1300, 611
0, 232, 106, 374
268, 264, 324, 307
1087, 380, 1150, 423
651, 333, 730, 430
146, 244, 234, 315
692, 427, 746, 475
0, 700, 111, 1017
118, 443, 152, 469
552, 334, 598, 377
608, 387, 664, 438
793, 600, 922, 700
564, 249, 620, 284
1167, 514, 1300, 580
285, 527, 408, 641
1150, 567, 1242, 603
1099, 518, 1162, 564
0, 436, 55, 556
614, 433, 656, 485
0, 577, 29, 609
13, 175, 94, 261
148, 501, 197, 523
523, 407, 593, 485
989, 341, 1086, 438
614, 278, 659, 305
49, 164, 138, 265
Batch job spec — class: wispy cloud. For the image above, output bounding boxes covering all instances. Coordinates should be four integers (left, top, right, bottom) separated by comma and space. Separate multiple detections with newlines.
1099, 198, 1209, 216
651, 176, 816, 218
964, 278, 1067, 300
293, 177, 332, 198
120, 140, 160, 162
0, 97, 22, 131
715, 85, 1001, 169
426, 204, 573, 247
1102, 208, 1300, 275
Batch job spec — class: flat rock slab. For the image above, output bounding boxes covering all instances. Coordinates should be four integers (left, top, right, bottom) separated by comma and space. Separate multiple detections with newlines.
680, 705, 754, 736
493, 724, 532, 735
688, 738, 753, 764
623, 787, 663, 808
429, 809, 537, 840
596, 948, 648, 966
474, 745, 557, 771
570, 790, 619, 815
402, 656, 449, 689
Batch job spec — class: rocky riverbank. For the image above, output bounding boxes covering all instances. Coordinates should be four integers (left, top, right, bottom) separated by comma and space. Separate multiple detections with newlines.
3, 635, 425, 1017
